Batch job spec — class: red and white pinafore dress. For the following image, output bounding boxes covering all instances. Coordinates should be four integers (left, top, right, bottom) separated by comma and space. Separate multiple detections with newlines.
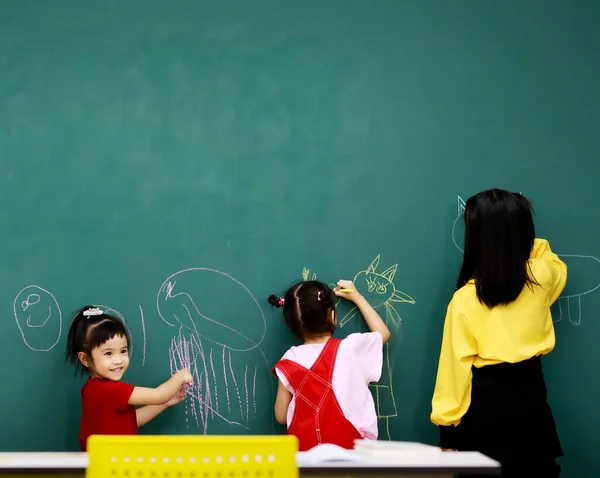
273, 338, 362, 451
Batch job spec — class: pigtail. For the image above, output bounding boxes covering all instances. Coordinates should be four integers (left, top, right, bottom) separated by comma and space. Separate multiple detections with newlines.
267, 295, 285, 308
65, 305, 95, 366
316, 283, 335, 306
316, 283, 336, 335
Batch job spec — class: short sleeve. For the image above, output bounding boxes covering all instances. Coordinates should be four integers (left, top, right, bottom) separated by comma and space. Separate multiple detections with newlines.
274, 365, 293, 394
100, 380, 135, 410
344, 332, 384, 383
273, 350, 295, 394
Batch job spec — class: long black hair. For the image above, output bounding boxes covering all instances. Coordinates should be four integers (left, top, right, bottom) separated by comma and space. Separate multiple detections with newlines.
268, 281, 336, 340
65, 306, 130, 376
457, 189, 537, 307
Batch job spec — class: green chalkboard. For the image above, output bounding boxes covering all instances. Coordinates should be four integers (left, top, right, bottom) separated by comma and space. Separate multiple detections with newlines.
1, 2, 599, 477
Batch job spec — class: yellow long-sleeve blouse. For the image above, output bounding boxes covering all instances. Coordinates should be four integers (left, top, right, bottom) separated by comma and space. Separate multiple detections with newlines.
431, 238, 567, 428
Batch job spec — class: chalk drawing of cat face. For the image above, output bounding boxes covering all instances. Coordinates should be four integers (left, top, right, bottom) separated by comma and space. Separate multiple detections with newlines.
352, 257, 411, 311
340, 256, 415, 329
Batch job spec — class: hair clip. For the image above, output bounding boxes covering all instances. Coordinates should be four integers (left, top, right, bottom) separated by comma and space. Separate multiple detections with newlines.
278, 298, 285, 307
83, 307, 103, 318
317, 291, 322, 300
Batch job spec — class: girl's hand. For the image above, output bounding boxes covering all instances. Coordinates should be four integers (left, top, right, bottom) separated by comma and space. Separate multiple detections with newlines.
175, 369, 193, 386
166, 385, 186, 407
333, 280, 363, 303
334, 280, 391, 344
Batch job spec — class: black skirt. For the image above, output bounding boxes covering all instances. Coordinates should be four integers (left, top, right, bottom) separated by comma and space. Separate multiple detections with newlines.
457, 356, 562, 477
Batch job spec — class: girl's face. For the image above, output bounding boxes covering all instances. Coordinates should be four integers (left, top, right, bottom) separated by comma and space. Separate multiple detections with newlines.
79, 335, 130, 381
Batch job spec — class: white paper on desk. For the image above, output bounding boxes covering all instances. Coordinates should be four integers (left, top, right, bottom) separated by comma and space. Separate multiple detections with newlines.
0, 452, 88, 468
296, 444, 372, 466
353, 440, 443, 462
354, 439, 440, 451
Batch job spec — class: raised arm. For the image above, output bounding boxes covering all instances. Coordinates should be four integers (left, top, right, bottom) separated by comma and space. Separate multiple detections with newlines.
334, 280, 391, 344
530, 238, 568, 305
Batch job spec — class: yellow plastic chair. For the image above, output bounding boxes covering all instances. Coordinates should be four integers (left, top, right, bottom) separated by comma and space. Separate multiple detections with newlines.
86, 435, 298, 478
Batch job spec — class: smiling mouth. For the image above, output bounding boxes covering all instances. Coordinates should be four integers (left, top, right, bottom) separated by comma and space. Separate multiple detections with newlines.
110, 367, 123, 373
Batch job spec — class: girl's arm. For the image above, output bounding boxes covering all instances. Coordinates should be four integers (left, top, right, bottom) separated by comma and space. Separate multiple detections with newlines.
135, 386, 186, 427
128, 369, 192, 406
431, 303, 477, 450
334, 280, 391, 344
136, 404, 168, 427
274, 379, 292, 425
530, 238, 568, 305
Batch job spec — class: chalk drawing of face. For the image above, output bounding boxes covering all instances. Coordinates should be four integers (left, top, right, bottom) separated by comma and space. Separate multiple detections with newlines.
13, 285, 62, 352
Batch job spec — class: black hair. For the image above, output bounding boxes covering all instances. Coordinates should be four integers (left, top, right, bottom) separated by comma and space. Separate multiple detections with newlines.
457, 189, 538, 308
268, 281, 336, 340
65, 305, 130, 376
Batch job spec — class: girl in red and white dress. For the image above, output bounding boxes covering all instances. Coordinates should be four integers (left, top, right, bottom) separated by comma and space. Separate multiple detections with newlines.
269, 280, 390, 451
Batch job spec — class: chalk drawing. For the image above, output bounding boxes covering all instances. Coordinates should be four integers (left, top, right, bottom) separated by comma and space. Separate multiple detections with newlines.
302, 268, 316, 281
253, 366, 257, 415
169, 329, 246, 429
13, 285, 62, 352
306, 258, 416, 440
339, 256, 416, 329
549, 254, 600, 326
139, 305, 146, 367
157, 268, 272, 433
451, 196, 467, 253
451, 195, 600, 326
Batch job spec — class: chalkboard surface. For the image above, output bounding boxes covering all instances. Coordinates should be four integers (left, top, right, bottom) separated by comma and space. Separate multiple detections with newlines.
1, 2, 599, 477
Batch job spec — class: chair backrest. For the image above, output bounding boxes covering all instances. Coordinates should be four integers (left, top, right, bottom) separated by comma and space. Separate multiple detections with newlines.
86, 435, 299, 478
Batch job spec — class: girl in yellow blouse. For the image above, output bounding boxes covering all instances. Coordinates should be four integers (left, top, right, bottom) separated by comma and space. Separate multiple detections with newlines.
431, 189, 566, 478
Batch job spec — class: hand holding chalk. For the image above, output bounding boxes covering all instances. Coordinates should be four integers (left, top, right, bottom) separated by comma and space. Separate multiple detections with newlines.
334, 280, 361, 302
175, 369, 194, 387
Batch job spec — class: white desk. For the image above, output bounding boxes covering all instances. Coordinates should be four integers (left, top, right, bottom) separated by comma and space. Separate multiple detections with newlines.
0, 451, 500, 477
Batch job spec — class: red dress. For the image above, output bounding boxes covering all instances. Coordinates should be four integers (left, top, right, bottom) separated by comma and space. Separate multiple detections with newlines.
273, 338, 362, 451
